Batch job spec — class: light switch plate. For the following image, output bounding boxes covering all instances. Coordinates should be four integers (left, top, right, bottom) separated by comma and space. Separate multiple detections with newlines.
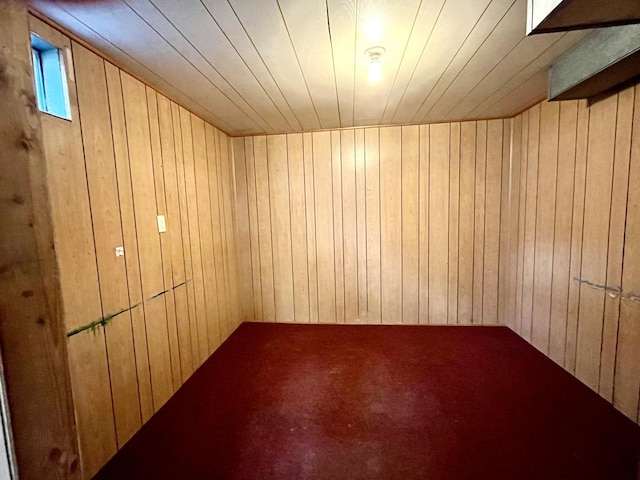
157, 215, 167, 233
115, 246, 125, 257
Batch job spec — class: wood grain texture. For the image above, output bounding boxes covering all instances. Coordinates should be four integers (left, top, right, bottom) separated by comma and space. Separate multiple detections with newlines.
237, 121, 509, 326
74, 42, 141, 447
0, 4, 80, 478
33, 16, 117, 477
30, 0, 589, 135
105, 62, 155, 425
505, 87, 640, 424
31, 20, 241, 476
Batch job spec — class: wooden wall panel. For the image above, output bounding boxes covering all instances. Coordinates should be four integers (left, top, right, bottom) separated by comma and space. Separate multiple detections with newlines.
231, 137, 254, 323
314, 132, 337, 323
402, 126, 420, 325
530, 101, 559, 350
287, 134, 311, 323
341, 130, 359, 324
105, 62, 155, 425
418, 125, 430, 325
380, 127, 403, 323
157, 93, 193, 382
473, 121, 487, 325
206, 125, 229, 341
236, 121, 511, 326
192, 115, 220, 352
34, 18, 117, 477
148, 88, 181, 393
331, 131, 346, 324
218, 133, 242, 333
171, 103, 201, 373
267, 135, 295, 322
447, 124, 460, 325
548, 101, 578, 365
506, 85, 640, 424
615, 85, 640, 421
458, 122, 475, 325
121, 73, 174, 411
74, 43, 141, 447
35, 20, 242, 476
254, 136, 277, 322
429, 124, 450, 324
483, 120, 503, 326
179, 107, 210, 364
0, 5, 80, 477
365, 128, 382, 324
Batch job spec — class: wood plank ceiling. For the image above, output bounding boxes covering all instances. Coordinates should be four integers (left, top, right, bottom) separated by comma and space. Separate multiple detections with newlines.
29, 0, 589, 136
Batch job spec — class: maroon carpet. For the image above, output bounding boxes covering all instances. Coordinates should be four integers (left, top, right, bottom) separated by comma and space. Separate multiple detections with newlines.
93, 323, 639, 479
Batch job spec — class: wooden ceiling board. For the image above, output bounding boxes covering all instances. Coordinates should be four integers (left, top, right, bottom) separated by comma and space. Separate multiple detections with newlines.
417, 0, 521, 123
29, 1, 238, 134
227, 0, 322, 131
139, 0, 291, 132
386, 0, 494, 125
379, 0, 446, 125
443, 29, 567, 121
352, 0, 422, 126
480, 67, 549, 118
466, 30, 588, 119
326, 0, 358, 127
199, 0, 302, 131
33, 0, 259, 135
29, 0, 594, 135
124, 0, 272, 133
278, 0, 341, 129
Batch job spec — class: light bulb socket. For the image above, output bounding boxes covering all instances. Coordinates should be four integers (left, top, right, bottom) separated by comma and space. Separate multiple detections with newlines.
365, 46, 386, 63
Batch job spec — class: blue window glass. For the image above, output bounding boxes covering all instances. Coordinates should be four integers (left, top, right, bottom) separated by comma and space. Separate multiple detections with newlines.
30, 34, 71, 120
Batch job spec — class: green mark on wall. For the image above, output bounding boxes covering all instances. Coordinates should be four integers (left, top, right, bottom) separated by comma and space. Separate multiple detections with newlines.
66, 303, 140, 337
66, 279, 191, 338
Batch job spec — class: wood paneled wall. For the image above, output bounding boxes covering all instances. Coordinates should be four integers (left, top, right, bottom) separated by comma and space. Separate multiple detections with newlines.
0, 5, 80, 479
504, 86, 640, 424
32, 17, 241, 478
232, 120, 512, 326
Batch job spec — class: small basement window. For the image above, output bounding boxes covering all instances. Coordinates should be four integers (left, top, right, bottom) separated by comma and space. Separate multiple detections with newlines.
30, 33, 71, 120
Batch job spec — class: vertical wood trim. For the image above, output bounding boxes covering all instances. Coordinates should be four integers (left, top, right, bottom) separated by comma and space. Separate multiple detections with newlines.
0, 3, 80, 477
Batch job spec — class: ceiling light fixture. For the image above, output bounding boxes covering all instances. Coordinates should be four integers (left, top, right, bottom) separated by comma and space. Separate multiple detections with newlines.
365, 46, 385, 84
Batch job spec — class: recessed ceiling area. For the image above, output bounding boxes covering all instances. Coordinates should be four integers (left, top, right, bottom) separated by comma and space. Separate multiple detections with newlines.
29, 0, 589, 136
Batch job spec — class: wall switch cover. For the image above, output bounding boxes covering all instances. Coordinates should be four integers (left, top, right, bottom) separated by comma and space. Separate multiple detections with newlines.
157, 215, 167, 233
115, 246, 125, 257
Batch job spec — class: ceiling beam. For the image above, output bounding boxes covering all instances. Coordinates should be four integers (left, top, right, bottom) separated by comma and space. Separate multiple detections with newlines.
548, 24, 640, 101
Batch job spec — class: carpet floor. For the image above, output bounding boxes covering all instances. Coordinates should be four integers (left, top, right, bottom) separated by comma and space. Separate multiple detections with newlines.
93, 323, 639, 479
